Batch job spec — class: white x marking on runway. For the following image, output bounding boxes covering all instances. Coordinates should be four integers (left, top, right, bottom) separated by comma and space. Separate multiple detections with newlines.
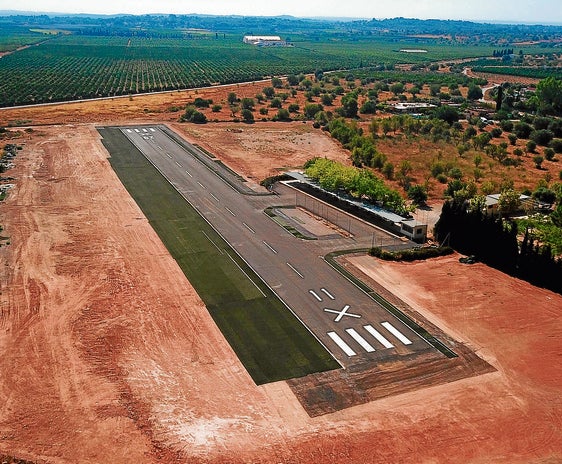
323, 305, 361, 322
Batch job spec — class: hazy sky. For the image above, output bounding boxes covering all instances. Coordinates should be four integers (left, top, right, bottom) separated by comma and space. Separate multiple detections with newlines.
2, 0, 560, 24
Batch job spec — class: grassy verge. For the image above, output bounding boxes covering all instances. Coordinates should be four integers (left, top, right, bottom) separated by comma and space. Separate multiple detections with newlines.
98, 127, 338, 384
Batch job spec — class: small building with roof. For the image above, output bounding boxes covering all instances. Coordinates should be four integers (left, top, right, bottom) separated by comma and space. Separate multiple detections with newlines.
243, 36, 287, 46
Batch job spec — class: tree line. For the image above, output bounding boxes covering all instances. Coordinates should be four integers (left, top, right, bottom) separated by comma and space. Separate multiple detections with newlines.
435, 199, 562, 294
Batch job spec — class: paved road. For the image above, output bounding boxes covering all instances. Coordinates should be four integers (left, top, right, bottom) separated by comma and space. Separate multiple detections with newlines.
120, 125, 439, 368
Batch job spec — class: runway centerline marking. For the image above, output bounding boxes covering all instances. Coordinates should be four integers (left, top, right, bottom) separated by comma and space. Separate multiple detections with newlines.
166, 153, 172, 159
197, 181, 207, 189
286, 262, 304, 279
346, 328, 376, 352
327, 332, 356, 357
321, 288, 335, 300
263, 241, 278, 254
210, 192, 220, 202
324, 305, 360, 323
309, 290, 322, 301
185, 170, 193, 177
175, 161, 183, 168
242, 222, 255, 234
381, 321, 412, 345
225, 206, 236, 217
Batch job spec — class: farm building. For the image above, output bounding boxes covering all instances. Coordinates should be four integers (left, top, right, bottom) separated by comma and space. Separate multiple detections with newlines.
243, 35, 287, 46
390, 102, 436, 113
484, 193, 550, 216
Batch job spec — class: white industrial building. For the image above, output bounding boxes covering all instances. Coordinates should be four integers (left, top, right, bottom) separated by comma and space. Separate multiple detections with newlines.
243, 35, 287, 46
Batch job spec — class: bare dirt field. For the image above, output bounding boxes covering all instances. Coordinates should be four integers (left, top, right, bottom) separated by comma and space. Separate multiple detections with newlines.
0, 92, 561, 463
171, 121, 350, 182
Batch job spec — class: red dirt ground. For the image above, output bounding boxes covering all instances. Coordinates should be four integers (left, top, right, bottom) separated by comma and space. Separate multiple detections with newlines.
0, 88, 561, 463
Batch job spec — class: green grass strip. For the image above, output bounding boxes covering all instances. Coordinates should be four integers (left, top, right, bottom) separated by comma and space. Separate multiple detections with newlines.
98, 127, 339, 384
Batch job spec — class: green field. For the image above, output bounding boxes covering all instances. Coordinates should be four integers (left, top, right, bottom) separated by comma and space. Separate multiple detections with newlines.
0, 26, 48, 52
1, 13, 561, 107
0, 33, 499, 107
98, 126, 339, 384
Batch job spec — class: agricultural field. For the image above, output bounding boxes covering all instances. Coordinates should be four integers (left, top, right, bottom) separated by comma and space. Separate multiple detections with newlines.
0, 34, 495, 107
6, 24, 556, 107
0, 26, 49, 53
1, 12, 561, 107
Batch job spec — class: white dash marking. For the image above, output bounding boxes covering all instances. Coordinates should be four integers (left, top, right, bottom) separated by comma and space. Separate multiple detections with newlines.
225, 206, 236, 217
263, 241, 278, 254
166, 153, 172, 159
327, 332, 356, 357
364, 325, 394, 349
210, 192, 219, 202
286, 262, 304, 279
197, 181, 206, 189
185, 170, 193, 177
346, 328, 375, 352
309, 290, 322, 301
175, 161, 183, 168
381, 322, 412, 345
321, 288, 335, 300
242, 222, 255, 234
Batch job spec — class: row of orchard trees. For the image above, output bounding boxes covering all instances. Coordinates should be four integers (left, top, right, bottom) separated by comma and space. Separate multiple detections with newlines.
303, 157, 406, 214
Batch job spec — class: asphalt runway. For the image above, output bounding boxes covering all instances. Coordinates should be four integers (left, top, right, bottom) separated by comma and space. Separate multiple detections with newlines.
120, 125, 441, 368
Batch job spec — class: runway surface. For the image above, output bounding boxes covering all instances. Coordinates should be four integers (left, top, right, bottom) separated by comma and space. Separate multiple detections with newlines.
120, 125, 441, 368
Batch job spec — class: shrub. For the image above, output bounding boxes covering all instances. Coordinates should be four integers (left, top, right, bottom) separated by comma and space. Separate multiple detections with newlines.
381, 161, 394, 180
407, 184, 428, 206
369, 246, 454, 261
514, 122, 533, 139
437, 173, 448, 183
550, 138, 562, 153
530, 129, 554, 146
544, 147, 556, 161
500, 120, 514, 132
288, 103, 300, 113
241, 109, 254, 123
448, 167, 463, 179
275, 108, 291, 121
193, 97, 212, 108
490, 127, 503, 138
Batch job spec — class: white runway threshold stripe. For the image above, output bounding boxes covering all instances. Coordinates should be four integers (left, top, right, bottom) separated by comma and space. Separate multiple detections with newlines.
346, 328, 375, 352
364, 325, 394, 349
327, 332, 356, 357
381, 321, 412, 345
